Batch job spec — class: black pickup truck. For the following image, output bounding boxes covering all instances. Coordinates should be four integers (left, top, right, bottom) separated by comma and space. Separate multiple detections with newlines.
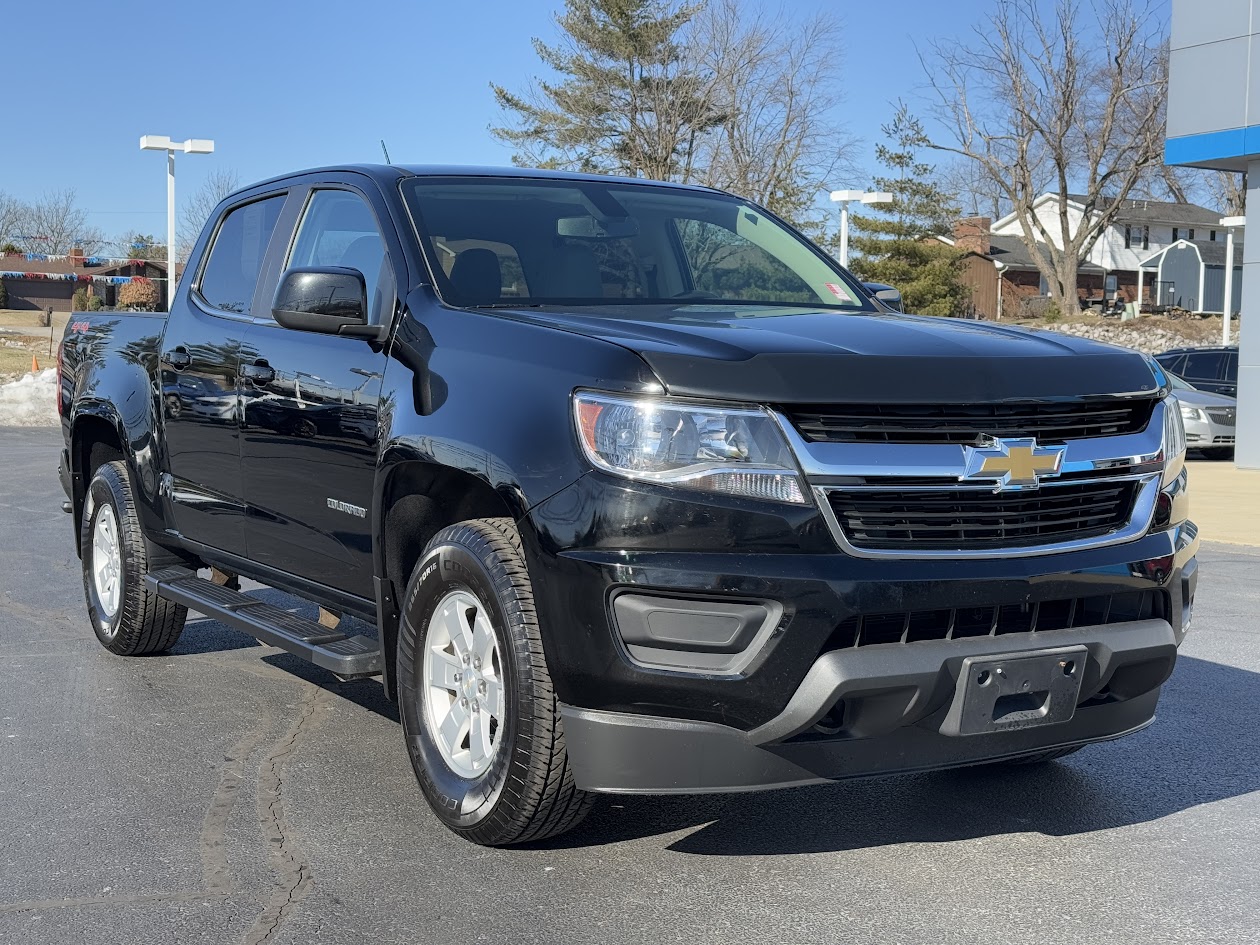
58, 165, 1198, 845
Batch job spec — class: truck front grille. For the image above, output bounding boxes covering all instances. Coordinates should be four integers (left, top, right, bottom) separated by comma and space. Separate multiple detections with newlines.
826, 480, 1139, 552
828, 590, 1167, 648
788, 399, 1155, 444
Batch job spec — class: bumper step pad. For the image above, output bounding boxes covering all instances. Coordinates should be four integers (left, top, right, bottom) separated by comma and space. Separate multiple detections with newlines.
145, 567, 382, 678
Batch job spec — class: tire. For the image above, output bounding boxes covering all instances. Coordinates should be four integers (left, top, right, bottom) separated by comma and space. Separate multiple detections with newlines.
397, 517, 592, 845
81, 461, 187, 655
1001, 745, 1083, 766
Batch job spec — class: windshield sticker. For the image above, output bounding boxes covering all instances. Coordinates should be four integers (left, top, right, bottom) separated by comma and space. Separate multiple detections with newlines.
824, 283, 851, 301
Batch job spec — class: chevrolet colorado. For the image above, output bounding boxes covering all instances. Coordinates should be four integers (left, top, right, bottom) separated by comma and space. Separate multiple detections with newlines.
59, 165, 1198, 845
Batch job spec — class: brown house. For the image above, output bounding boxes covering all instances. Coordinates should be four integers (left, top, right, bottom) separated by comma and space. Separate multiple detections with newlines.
0, 252, 177, 312
940, 218, 1107, 319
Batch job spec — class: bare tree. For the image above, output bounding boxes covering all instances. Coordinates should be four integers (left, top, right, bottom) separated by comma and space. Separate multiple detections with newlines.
178, 168, 241, 261
937, 159, 1008, 220
11, 190, 106, 256
689, 0, 855, 232
0, 192, 25, 249
1210, 170, 1246, 216
923, 0, 1168, 315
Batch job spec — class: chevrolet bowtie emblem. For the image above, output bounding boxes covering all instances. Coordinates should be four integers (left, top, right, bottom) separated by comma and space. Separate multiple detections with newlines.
961, 437, 1066, 491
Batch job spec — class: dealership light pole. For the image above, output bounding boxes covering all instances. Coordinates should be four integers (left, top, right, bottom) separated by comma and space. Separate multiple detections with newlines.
140, 135, 215, 307
1220, 215, 1245, 346
830, 189, 892, 269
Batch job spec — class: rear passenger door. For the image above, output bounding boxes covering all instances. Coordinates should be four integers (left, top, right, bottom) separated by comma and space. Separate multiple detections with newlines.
1181, 351, 1229, 394
162, 193, 286, 556
1222, 351, 1238, 397
238, 183, 397, 600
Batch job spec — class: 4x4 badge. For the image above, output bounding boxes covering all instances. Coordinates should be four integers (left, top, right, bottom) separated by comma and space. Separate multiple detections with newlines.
961, 437, 1066, 491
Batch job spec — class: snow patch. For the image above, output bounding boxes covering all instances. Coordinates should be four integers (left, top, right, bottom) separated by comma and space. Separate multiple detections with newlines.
0, 369, 58, 427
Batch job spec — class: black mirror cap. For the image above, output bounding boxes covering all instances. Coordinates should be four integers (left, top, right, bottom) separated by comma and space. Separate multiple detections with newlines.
272, 267, 368, 333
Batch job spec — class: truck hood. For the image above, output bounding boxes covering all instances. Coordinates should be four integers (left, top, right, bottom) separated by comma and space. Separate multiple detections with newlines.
489, 304, 1162, 404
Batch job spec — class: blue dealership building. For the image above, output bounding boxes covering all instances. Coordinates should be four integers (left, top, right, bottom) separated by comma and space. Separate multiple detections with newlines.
1165, 0, 1260, 467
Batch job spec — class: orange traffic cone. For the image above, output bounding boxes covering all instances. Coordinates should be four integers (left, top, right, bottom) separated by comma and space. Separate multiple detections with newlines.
31, 354, 39, 373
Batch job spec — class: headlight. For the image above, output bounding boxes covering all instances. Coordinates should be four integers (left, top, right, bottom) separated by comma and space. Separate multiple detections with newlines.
573, 391, 808, 504
1163, 398, 1187, 487
1179, 402, 1206, 424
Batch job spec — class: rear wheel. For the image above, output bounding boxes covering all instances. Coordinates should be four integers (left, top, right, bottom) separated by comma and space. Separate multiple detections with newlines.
81, 461, 187, 655
397, 517, 592, 845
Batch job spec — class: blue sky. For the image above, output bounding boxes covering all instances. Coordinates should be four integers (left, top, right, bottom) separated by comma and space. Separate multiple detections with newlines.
0, 0, 1161, 246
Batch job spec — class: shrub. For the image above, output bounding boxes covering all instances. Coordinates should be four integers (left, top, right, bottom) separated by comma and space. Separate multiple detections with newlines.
86, 295, 104, 311
72, 286, 89, 311
118, 278, 159, 311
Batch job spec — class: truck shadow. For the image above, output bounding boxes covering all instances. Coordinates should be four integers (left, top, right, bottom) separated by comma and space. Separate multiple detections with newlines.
546, 654, 1259, 855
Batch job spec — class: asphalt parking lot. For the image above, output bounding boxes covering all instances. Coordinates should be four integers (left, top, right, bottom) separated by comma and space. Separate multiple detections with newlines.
2, 426, 1259, 945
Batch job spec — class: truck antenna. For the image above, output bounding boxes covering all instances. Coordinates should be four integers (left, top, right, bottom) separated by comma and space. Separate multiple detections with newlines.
380, 139, 392, 164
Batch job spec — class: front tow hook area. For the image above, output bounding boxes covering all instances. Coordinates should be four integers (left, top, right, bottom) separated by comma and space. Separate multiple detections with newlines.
747, 618, 1179, 746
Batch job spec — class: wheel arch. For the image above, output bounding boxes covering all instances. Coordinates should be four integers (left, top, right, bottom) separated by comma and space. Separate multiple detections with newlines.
69, 410, 127, 554
373, 458, 523, 699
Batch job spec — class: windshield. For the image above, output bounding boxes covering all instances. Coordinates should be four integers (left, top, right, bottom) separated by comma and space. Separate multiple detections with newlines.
1169, 373, 1195, 391
401, 176, 873, 313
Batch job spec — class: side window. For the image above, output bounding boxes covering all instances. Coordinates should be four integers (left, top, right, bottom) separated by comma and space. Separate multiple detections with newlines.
1225, 351, 1239, 381
1182, 351, 1226, 379
288, 190, 393, 323
1156, 354, 1186, 376
198, 196, 285, 314
673, 218, 818, 304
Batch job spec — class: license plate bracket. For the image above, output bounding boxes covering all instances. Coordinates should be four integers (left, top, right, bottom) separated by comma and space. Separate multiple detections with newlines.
940, 645, 1088, 737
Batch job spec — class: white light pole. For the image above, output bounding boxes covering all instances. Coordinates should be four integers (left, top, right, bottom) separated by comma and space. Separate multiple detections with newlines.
830, 189, 892, 268
994, 260, 1008, 320
1220, 215, 1245, 347
140, 135, 215, 308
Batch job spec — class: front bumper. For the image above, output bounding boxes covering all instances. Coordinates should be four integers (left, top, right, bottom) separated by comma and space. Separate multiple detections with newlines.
561, 618, 1176, 793
525, 471, 1199, 794
1183, 415, 1235, 449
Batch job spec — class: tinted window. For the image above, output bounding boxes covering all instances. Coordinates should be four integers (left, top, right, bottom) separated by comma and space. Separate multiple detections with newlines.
1155, 353, 1186, 375
1225, 351, 1239, 381
288, 190, 393, 322
1182, 351, 1227, 379
198, 196, 285, 314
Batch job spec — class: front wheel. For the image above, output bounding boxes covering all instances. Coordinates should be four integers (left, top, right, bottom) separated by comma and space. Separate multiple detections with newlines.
397, 518, 591, 845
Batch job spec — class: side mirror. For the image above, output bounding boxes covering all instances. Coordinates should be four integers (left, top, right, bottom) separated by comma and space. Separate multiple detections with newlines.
271, 267, 381, 338
874, 288, 902, 306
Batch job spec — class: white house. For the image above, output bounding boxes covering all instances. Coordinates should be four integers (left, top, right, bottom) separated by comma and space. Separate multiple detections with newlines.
948, 194, 1240, 315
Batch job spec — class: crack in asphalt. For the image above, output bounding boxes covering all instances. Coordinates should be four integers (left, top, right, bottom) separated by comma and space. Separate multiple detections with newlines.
203, 724, 272, 895
240, 684, 327, 945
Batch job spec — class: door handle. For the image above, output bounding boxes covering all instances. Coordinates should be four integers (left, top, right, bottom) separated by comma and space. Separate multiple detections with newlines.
241, 360, 275, 385
162, 348, 191, 370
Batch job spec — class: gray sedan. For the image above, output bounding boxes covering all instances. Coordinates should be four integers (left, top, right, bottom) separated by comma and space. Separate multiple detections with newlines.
1170, 372, 1236, 458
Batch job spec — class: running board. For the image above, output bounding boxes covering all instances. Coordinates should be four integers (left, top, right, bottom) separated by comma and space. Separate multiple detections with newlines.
145, 567, 383, 678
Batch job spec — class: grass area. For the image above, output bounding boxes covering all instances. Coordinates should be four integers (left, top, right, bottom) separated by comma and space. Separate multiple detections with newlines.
0, 308, 71, 334
0, 336, 54, 379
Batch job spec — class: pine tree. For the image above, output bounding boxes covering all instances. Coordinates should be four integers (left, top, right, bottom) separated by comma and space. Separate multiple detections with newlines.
491, 0, 717, 181
848, 104, 969, 317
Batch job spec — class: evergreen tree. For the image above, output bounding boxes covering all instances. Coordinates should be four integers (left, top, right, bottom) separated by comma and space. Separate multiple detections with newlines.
848, 104, 969, 317
490, 0, 718, 181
